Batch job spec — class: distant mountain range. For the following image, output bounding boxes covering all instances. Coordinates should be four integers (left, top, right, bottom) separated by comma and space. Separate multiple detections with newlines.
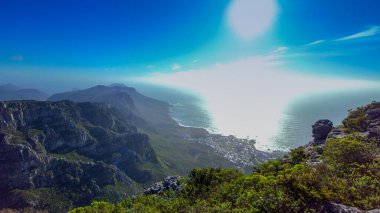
0, 84, 49, 101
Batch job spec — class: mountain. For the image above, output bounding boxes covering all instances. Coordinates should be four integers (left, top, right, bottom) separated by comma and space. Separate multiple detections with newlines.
0, 100, 162, 212
72, 101, 380, 212
48, 84, 240, 173
48, 84, 177, 128
0, 84, 49, 101
0, 96, 239, 212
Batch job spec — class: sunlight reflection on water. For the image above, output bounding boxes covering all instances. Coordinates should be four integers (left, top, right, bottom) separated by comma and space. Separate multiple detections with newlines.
132, 82, 380, 151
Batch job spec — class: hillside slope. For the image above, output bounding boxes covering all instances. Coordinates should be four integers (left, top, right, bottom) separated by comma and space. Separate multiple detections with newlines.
48, 85, 238, 173
48, 84, 176, 127
0, 100, 162, 212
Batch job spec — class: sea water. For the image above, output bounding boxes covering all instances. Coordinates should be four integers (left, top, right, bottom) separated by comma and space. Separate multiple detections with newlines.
270, 88, 380, 150
132, 82, 380, 151
130, 82, 216, 132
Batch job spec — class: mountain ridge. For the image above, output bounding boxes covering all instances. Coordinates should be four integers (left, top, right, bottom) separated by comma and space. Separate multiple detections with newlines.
48, 84, 177, 128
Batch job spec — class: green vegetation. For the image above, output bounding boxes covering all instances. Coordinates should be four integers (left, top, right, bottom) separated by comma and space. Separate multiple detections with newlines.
0, 128, 26, 145
323, 138, 377, 171
70, 133, 380, 212
49, 152, 93, 163
342, 102, 378, 133
9, 188, 73, 213
69, 200, 132, 213
138, 128, 236, 177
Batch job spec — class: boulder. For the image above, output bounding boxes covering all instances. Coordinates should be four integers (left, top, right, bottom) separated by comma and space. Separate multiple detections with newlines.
312, 119, 333, 145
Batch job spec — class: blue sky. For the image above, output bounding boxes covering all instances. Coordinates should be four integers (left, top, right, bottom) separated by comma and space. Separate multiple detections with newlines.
0, 0, 380, 89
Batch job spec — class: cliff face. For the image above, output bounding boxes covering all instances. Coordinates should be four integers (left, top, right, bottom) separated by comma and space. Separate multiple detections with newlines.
0, 101, 160, 211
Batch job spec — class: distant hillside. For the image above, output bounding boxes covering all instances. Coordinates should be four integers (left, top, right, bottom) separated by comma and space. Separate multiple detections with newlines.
48, 84, 177, 127
0, 100, 161, 212
0, 84, 49, 101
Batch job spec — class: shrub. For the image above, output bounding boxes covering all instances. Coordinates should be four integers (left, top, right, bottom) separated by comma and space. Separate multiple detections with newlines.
323, 138, 376, 172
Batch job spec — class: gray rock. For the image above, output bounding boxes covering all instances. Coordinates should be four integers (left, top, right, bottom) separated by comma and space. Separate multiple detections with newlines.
312, 119, 333, 145
367, 210, 380, 213
144, 176, 182, 195
328, 128, 346, 139
368, 119, 380, 136
366, 108, 380, 120
323, 202, 362, 213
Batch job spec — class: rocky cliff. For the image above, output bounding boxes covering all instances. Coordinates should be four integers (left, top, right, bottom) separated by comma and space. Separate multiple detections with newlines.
0, 100, 161, 212
47, 84, 239, 176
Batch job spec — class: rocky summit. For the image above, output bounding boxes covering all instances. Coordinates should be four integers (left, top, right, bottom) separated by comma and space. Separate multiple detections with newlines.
0, 100, 161, 212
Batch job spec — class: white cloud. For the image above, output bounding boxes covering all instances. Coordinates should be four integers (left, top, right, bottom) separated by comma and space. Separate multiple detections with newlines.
270, 46, 288, 54
172, 63, 181, 71
227, 0, 277, 41
336, 26, 380, 41
304, 40, 325, 47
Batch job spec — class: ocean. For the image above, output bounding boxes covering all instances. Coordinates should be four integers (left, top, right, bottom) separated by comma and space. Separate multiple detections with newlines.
129, 82, 215, 132
131, 82, 380, 151
271, 88, 380, 150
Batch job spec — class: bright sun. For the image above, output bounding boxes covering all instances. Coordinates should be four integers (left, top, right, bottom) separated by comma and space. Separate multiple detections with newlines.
227, 0, 277, 41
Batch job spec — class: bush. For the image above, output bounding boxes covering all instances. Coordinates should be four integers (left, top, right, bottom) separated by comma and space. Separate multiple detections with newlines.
323, 138, 376, 172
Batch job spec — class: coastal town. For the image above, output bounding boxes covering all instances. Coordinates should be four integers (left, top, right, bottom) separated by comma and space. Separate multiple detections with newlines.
186, 134, 283, 171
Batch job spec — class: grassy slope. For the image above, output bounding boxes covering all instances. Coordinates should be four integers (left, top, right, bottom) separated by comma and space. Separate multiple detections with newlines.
139, 128, 236, 178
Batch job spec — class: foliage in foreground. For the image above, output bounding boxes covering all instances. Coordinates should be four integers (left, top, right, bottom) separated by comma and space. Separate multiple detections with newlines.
70, 135, 380, 212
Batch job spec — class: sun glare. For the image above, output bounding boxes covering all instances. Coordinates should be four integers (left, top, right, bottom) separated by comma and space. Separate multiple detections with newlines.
227, 0, 277, 41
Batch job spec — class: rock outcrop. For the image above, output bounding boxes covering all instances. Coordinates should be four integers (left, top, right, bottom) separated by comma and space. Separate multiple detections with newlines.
327, 128, 346, 139
0, 100, 161, 211
311, 119, 333, 145
366, 106, 380, 138
322, 202, 362, 213
323, 202, 380, 213
144, 176, 182, 195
